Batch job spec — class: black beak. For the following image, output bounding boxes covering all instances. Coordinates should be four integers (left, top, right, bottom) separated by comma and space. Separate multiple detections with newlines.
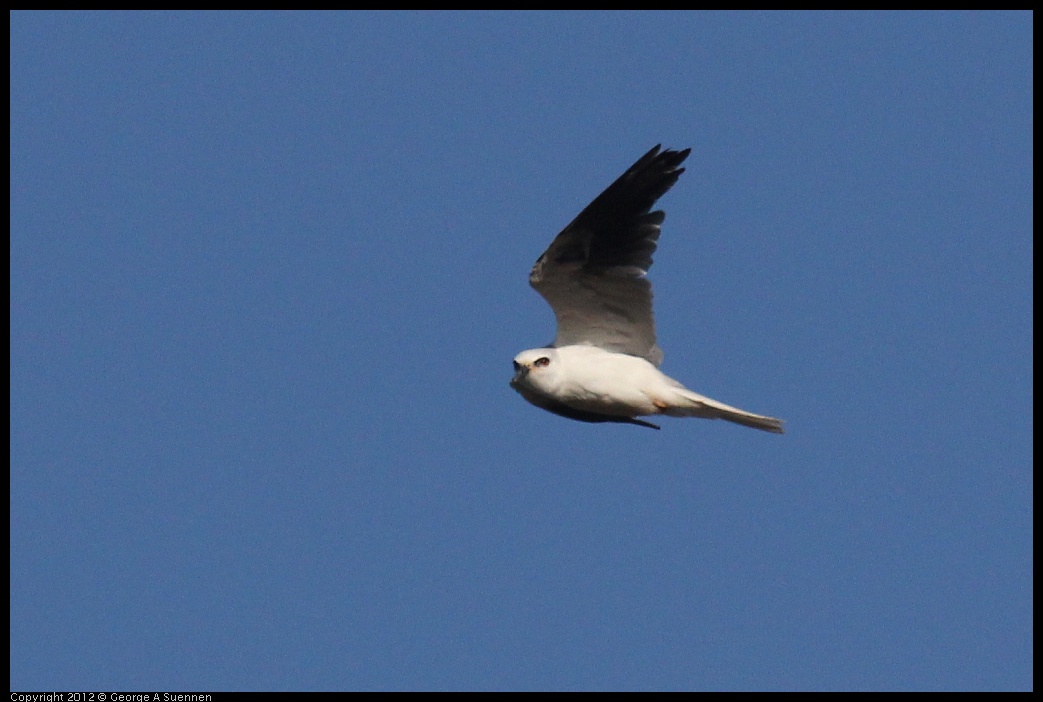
510, 362, 528, 387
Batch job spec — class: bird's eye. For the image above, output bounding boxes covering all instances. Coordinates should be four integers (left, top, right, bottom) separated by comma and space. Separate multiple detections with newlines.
534, 356, 550, 367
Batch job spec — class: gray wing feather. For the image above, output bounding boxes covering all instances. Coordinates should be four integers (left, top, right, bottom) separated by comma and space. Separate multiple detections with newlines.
529, 145, 691, 366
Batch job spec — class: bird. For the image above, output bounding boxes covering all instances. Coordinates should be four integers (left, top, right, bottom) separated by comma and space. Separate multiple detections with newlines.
510, 145, 784, 434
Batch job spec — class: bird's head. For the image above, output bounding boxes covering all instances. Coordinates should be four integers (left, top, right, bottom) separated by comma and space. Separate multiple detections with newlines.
510, 348, 560, 394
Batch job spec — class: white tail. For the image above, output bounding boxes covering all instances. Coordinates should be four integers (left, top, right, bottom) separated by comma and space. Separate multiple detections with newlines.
666, 387, 785, 434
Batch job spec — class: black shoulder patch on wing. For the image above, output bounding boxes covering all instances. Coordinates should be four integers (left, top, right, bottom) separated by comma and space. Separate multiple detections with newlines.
538, 397, 661, 430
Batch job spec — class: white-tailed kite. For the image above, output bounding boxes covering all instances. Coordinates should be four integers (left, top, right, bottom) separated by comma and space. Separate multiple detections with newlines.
511, 145, 784, 433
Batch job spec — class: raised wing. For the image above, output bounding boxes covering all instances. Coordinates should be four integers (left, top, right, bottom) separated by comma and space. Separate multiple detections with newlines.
529, 145, 691, 366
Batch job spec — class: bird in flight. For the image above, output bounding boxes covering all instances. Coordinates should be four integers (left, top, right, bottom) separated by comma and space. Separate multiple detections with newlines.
510, 145, 784, 433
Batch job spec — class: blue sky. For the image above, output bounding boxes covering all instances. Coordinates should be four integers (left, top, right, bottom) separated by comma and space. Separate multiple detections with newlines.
10, 11, 1032, 691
